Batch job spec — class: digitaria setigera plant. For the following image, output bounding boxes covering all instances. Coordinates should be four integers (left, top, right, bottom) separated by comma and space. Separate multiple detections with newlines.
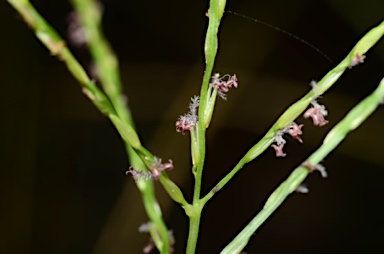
7, 0, 384, 253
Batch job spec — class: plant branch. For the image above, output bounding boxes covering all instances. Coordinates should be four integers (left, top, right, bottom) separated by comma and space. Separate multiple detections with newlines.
202, 19, 384, 205
221, 77, 384, 253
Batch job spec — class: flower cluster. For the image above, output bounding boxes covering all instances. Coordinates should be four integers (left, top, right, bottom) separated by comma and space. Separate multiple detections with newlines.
126, 157, 174, 181
210, 73, 238, 100
271, 122, 304, 157
176, 96, 199, 134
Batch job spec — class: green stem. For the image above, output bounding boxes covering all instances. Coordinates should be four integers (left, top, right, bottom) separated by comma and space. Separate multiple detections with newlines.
221, 167, 308, 254
138, 173, 170, 253
186, 214, 202, 254
71, 0, 131, 125
185, 0, 227, 252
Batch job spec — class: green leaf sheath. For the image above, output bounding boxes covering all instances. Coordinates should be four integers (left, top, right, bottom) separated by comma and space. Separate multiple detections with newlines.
222, 78, 384, 254
202, 19, 384, 204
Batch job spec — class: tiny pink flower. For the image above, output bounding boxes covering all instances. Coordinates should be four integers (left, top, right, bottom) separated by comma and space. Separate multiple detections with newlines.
151, 168, 161, 180
271, 143, 287, 157
303, 100, 329, 126
210, 73, 238, 100
288, 122, 304, 143
150, 158, 174, 180
176, 115, 194, 134
349, 53, 366, 68
176, 96, 199, 134
126, 166, 153, 181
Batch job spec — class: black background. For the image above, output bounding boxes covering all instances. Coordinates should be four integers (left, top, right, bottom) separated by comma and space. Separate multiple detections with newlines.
1, 0, 384, 253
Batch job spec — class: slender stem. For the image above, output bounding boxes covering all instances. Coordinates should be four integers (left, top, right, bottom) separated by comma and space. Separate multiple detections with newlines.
201, 132, 275, 205
186, 214, 202, 254
186, 0, 227, 252
139, 174, 170, 253
221, 167, 308, 254
71, 0, 131, 125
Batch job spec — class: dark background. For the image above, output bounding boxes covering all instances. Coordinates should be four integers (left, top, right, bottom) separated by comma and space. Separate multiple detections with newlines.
1, 0, 384, 253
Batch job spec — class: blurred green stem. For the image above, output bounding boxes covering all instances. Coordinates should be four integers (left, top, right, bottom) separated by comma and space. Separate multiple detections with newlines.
71, 0, 172, 251
71, 0, 131, 124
